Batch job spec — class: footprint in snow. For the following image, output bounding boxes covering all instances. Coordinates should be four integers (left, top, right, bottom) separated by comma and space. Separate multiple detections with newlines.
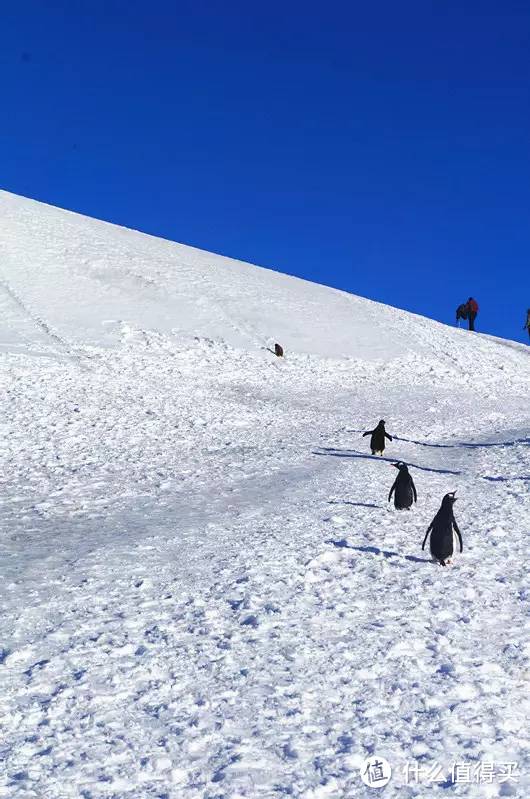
240, 614, 259, 628
324, 515, 348, 526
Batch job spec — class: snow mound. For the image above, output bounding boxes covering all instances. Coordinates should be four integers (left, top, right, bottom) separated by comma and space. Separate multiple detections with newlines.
1, 190, 527, 373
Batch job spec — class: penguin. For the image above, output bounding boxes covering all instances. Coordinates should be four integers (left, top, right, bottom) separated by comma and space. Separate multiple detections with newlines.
422, 492, 463, 566
388, 462, 417, 509
362, 420, 393, 455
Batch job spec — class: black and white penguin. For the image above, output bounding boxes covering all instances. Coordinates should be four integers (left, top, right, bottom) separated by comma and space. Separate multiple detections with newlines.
422, 492, 463, 566
388, 462, 417, 509
362, 420, 393, 455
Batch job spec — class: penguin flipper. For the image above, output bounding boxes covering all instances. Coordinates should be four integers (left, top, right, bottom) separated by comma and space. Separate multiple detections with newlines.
412, 479, 418, 503
422, 524, 432, 550
388, 481, 396, 502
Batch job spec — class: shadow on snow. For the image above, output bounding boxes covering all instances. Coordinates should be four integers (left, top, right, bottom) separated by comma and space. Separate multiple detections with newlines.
482, 475, 530, 482
314, 448, 461, 476
328, 500, 383, 509
328, 538, 432, 564
345, 430, 530, 449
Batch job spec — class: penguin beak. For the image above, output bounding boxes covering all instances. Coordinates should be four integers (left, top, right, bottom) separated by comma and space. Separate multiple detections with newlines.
392, 463, 399, 469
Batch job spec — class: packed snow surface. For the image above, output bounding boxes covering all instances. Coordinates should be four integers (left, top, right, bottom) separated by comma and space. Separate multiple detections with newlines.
0, 190, 529, 798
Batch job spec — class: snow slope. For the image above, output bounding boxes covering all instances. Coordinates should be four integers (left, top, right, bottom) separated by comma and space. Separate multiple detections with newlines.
0, 190, 529, 798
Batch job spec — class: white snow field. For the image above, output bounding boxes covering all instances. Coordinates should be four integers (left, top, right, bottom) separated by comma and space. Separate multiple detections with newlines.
0, 190, 529, 799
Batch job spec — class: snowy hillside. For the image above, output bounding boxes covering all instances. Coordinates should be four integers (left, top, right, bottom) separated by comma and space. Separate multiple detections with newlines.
0, 190, 529, 798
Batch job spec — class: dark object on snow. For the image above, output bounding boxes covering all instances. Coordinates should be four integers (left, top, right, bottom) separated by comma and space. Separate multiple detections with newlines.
422, 492, 463, 566
467, 297, 479, 331
456, 303, 468, 326
523, 309, 530, 341
388, 462, 417, 509
362, 420, 393, 455
274, 343, 284, 357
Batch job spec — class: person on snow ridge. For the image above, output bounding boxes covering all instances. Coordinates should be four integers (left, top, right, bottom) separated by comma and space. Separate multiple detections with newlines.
466, 297, 479, 331
523, 309, 530, 341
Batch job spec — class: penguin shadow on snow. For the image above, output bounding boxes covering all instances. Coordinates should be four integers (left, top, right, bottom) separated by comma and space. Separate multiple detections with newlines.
314, 448, 461, 476
456, 437, 530, 449
328, 538, 432, 564
328, 500, 383, 510
347, 429, 530, 450
482, 474, 530, 482
345, 429, 453, 450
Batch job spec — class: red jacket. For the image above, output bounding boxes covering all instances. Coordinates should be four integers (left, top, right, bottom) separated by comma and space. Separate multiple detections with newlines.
468, 299, 479, 314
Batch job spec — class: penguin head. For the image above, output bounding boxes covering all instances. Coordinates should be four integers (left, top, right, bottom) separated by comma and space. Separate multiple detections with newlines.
378, 419, 386, 427
393, 461, 408, 472
442, 491, 457, 507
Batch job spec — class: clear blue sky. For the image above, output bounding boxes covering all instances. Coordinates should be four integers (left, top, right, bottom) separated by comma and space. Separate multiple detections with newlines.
2, 1, 529, 342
